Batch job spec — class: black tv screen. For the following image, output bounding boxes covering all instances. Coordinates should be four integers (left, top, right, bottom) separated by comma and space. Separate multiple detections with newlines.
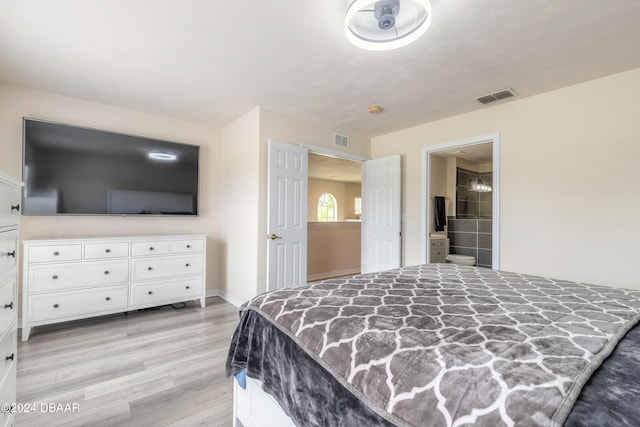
22, 118, 199, 216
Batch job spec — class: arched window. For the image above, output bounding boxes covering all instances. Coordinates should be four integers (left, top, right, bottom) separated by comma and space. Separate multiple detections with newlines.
317, 193, 337, 222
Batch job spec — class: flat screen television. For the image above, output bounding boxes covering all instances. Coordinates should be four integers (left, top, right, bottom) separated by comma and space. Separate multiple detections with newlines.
22, 118, 199, 216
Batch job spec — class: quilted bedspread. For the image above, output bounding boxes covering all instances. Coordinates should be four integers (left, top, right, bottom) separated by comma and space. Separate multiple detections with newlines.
232, 264, 640, 426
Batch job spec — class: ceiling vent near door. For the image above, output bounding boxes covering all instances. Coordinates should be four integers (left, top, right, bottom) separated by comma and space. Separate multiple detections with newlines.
334, 133, 350, 149
475, 88, 517, 105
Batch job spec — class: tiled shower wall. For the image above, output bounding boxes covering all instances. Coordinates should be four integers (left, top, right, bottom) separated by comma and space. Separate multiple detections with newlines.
456, 167, 493, 219
447, 217, 492, 268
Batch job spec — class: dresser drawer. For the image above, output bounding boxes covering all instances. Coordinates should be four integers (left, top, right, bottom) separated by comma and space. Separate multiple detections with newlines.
131, 241, 169, 257
27, 285, 129, 322
28, 244, 82, 263
0, 277, 16, 328
169, 238, 204, 254
131, 254, 203, 281
85, 242, 129, 259
0, 231, 18, 278
130, 277, 202, 306
430, 249, 446, 263
0, 325, 16, 383
430, 239, 446, 249
28, 260, 129, 292
0, 183, 21, 229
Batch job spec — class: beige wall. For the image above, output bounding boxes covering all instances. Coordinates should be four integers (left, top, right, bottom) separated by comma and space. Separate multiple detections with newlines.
218, 107, 261, 304
371, 67, 640, 289
344, 183, 362, 219
307, 179, 362, 281
308, 179, 361, 222
0, 82, 222, 302
429, 155, 450, 233
307, 222, 361, 281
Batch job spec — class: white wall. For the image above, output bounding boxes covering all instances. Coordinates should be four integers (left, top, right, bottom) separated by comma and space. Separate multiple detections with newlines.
0, 82, 222, 301
371, 68, 640, 289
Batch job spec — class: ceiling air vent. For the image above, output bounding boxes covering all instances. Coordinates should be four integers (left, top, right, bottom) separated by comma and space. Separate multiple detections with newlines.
475, 88, 517, 105
334, 133, 350, 149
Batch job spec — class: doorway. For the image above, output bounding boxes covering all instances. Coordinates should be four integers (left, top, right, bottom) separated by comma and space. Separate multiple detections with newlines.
307, 152, 363, 281
422, 134, 500, 269
267, 140, 402, 291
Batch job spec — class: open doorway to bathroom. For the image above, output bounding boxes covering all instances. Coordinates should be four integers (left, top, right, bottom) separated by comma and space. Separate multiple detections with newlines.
307, 152, 362, 281
422, 134, 500, 269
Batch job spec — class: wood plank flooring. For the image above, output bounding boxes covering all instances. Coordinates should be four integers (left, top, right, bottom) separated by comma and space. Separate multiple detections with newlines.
16, 297, 239, 426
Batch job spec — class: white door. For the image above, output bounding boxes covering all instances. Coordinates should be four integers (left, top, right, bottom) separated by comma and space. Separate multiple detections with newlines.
361, 155, 402, 274
267, 140, 308, 291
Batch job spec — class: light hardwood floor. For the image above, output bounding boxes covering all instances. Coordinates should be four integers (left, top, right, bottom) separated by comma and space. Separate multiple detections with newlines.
16, 297, 239, 426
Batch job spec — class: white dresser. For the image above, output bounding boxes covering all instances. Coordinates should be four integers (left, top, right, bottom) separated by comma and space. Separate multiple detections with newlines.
21, 234, 206, 341
0, 172, 22, 427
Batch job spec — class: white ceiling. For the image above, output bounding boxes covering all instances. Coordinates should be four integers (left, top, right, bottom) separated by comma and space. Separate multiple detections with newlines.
432, 142, 493, 164
1, 1, 639, 138
309, 153, 362, 184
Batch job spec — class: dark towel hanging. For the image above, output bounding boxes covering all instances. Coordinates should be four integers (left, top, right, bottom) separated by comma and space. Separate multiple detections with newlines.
434, 196, 446, 231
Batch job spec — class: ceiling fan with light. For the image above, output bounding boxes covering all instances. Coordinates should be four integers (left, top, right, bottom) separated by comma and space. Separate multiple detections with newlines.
345, 0, 432, 51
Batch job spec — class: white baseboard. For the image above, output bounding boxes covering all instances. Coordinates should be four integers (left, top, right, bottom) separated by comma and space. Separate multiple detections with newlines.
217, 290, 245, 308
307, 268, 360, 282
206, 289, 219, 298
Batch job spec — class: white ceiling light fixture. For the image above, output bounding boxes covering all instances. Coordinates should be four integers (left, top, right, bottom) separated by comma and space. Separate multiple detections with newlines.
345, 0, 432, 51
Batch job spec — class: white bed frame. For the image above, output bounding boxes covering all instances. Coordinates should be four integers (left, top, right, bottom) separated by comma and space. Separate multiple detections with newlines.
233, 376, 296, 427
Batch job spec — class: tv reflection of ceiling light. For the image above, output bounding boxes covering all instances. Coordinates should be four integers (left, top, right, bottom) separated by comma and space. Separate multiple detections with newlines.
148, 152, 177, 161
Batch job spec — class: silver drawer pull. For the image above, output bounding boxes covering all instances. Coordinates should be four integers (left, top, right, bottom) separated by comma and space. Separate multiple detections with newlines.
5, 353, 14, 361
11, 204, 20, 212
6, 250, 15, 258
53, 304, 59, 308
52, 275, 58, 280
53, 251, 60, 256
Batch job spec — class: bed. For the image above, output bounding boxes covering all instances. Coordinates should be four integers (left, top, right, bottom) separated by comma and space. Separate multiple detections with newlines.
226, 264, 640, 426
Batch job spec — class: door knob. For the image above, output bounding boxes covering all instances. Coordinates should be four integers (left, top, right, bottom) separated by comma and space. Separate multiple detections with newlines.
270, 234, 282, 240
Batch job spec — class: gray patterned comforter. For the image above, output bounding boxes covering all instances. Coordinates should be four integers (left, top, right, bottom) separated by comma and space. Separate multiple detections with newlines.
229, 264, 640, 426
